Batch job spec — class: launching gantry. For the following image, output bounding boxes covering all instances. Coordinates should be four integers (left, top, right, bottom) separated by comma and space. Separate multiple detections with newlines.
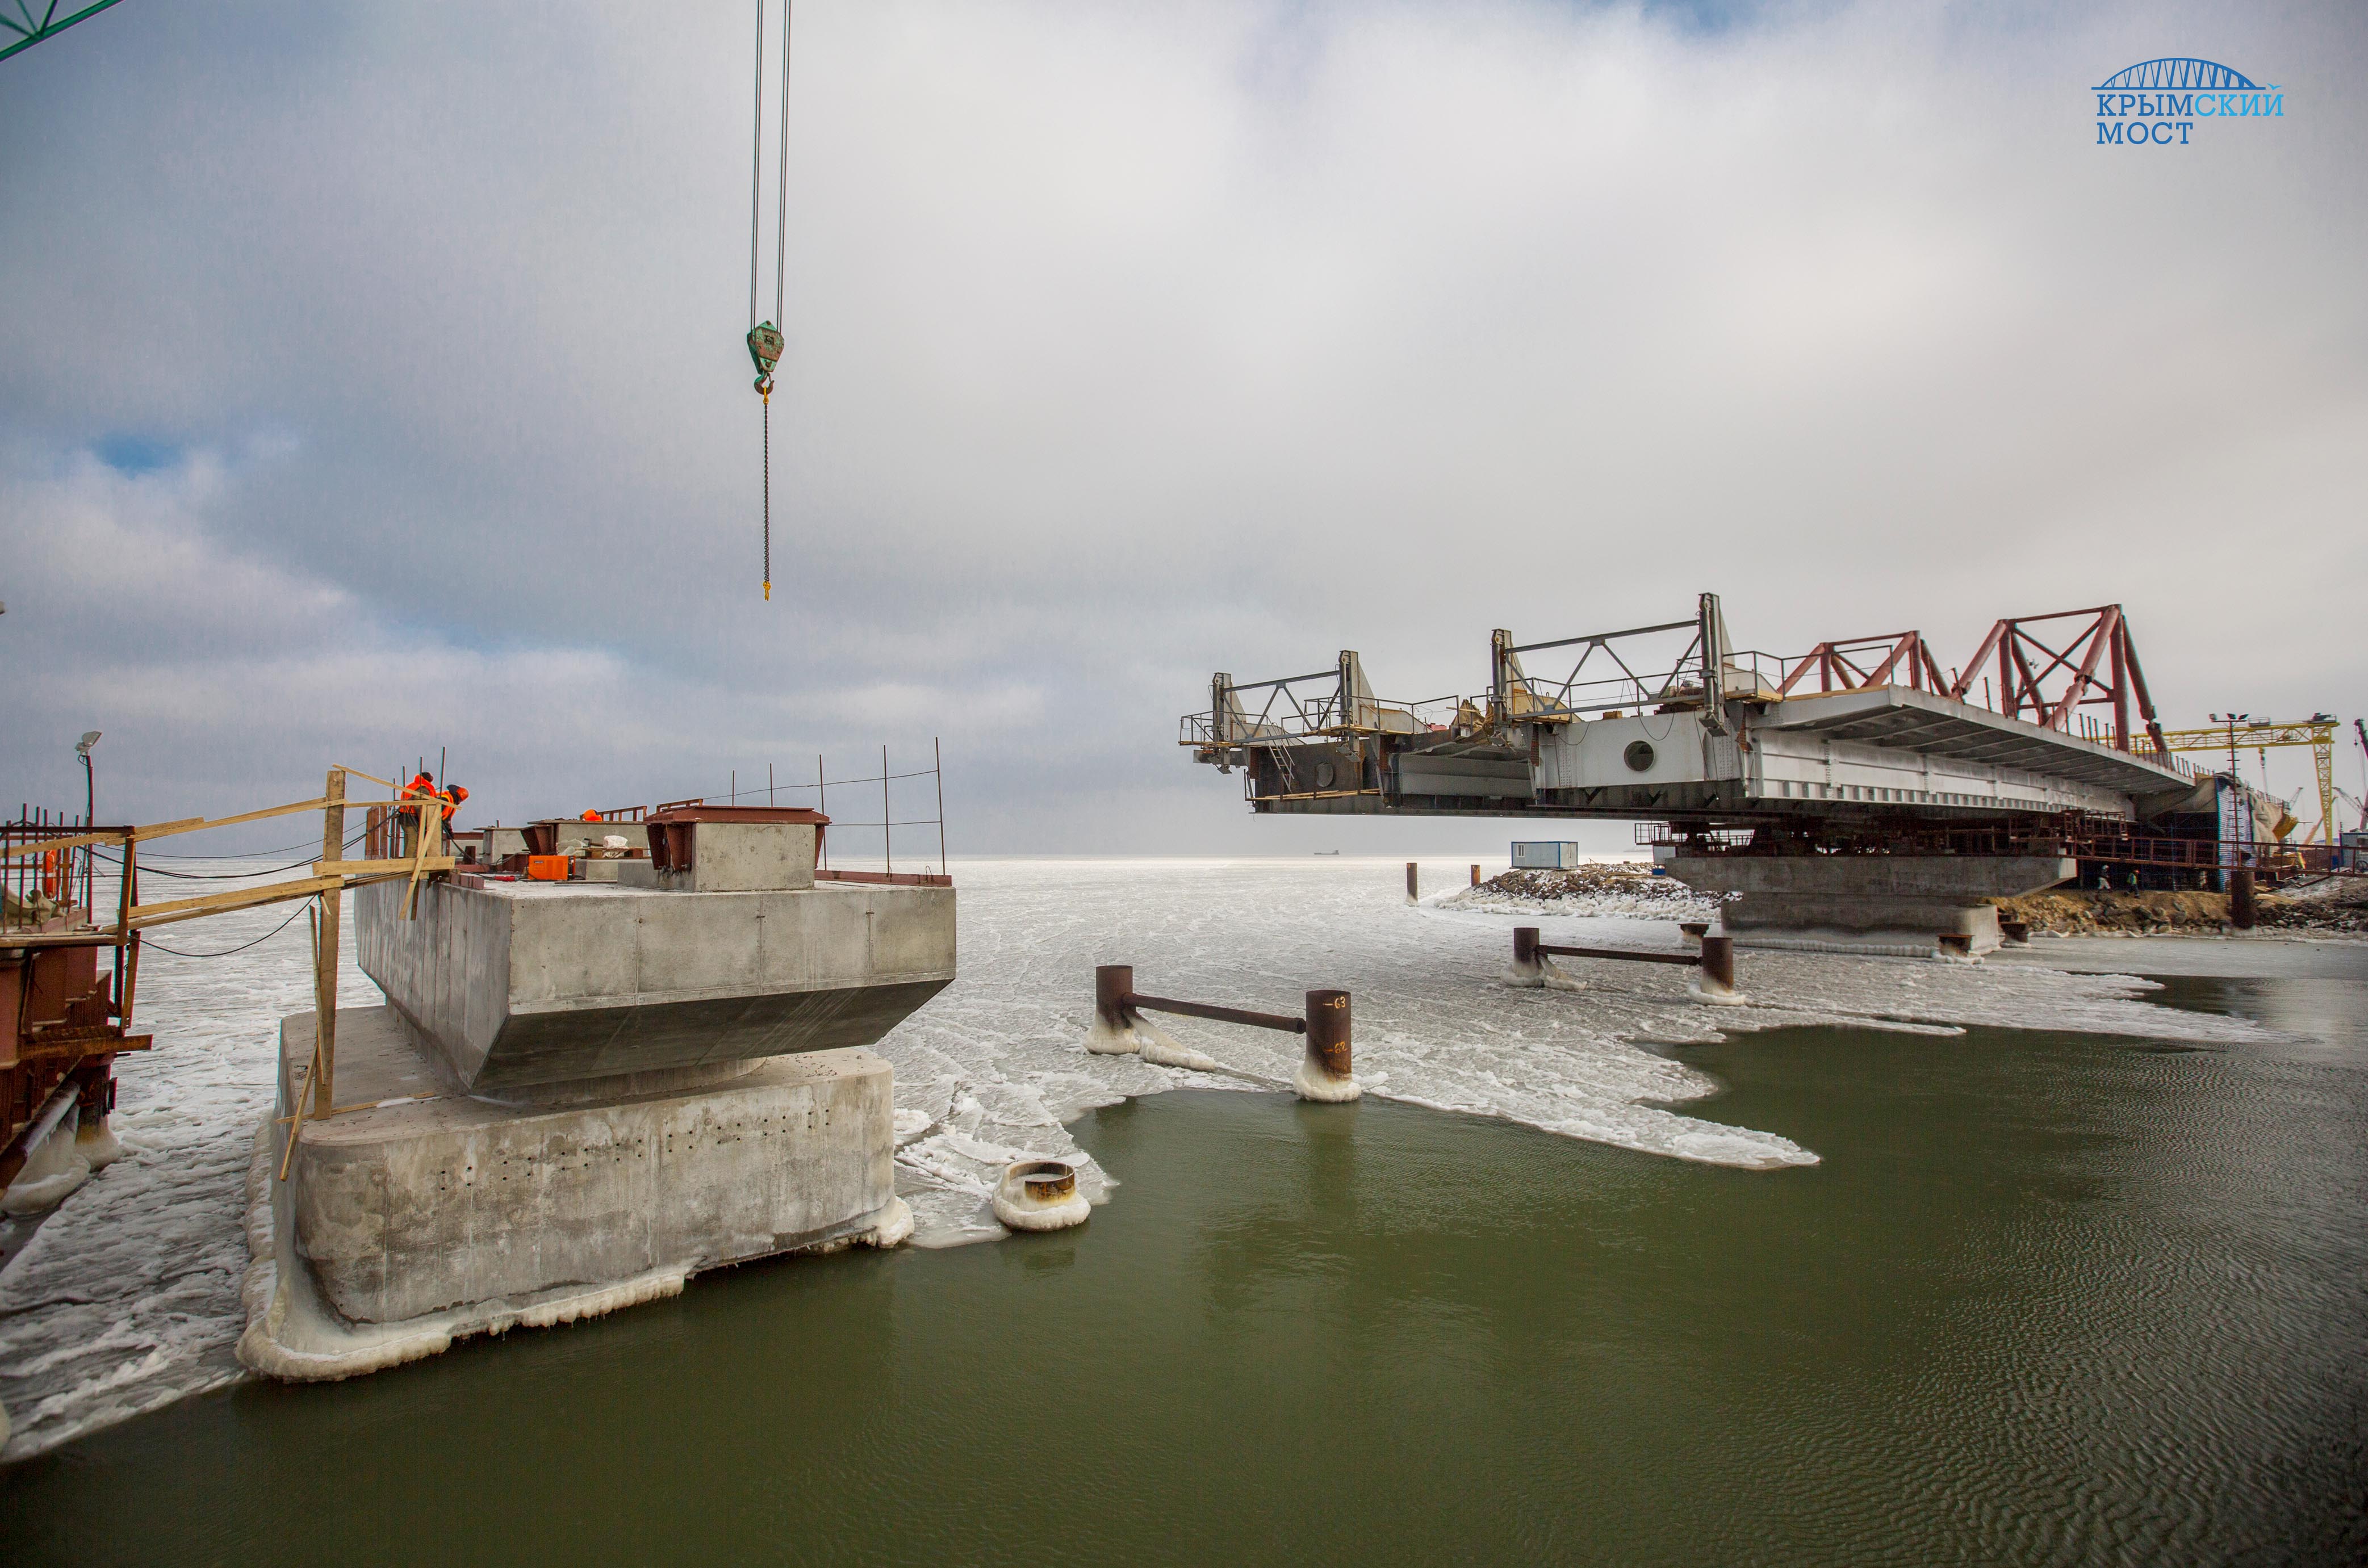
1182, 595, 2312, 953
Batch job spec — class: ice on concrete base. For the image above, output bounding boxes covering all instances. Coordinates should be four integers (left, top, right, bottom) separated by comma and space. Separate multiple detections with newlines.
991, 1161, 1090, 1231
236, 1121, 693, 1382
862, 1196, 915, 1248
1504, 953, 1587, 992
1688, 975, 1751, 1007
2, 1108, 90, 1216
1292, 1055, 1362, 1103
236, 1121, 910, 1382
75, 1115, 124, 1171
1086, 1010, 1220, 1070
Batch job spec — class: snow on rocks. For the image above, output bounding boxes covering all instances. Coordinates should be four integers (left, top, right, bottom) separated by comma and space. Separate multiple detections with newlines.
1441, 864, 1727, 920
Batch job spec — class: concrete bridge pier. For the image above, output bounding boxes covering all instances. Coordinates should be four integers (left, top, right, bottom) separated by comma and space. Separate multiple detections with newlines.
1667, 854, 2076, 956
239, 808, 955, 1381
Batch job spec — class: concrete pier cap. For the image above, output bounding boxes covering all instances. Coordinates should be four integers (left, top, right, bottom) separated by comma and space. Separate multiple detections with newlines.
1667, 853, 2075, 955
356, 806, 951, 1093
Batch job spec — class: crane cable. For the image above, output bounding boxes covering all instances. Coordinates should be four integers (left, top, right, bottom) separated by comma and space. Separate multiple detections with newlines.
746, 0, 792, 601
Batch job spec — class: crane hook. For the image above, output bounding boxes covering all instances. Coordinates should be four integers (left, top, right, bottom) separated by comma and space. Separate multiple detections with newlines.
748, 321, 784, 393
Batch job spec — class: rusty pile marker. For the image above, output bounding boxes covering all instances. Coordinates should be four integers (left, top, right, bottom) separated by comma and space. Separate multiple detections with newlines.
994, 1159, 1089, 1232
1090, 964, 1359, 1101
1509, 925, 1743, 1004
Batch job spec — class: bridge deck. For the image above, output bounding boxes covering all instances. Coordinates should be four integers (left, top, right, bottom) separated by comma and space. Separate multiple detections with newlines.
1760, 689, 2193, 796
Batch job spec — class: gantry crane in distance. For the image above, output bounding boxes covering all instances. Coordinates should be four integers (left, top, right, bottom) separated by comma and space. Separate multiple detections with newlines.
2156, 715, 2341, 845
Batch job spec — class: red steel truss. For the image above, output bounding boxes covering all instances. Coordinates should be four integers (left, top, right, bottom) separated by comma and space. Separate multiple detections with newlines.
1944, 604, 2170, 757
1773, 631, 1949, 697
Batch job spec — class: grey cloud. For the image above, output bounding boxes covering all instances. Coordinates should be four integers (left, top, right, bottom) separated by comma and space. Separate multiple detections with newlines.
3, 0, 2362, 847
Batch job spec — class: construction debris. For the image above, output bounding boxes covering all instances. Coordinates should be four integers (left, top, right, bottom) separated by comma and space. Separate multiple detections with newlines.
1991, 890, 2230, 936
2258, 879, 2368, 936
1992, 885, 2368, 938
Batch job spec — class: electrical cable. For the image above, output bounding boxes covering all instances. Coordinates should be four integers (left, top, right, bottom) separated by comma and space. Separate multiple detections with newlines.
104, 809, 401, 860
90, 824, 368, 879
140, 896, 316, 959
139, 841, 318, 860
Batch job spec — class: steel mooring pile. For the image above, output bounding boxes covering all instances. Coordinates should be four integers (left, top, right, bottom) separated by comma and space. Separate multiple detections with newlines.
1509, 925, 1743, 1002
1091, 964, 1359, 1102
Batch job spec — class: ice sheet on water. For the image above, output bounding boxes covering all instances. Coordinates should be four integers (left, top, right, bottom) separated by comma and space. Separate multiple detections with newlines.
0, 857, 2275, 1460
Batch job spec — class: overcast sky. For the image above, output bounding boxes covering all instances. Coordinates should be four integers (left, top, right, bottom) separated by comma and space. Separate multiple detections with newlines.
4, 0, 2362, 854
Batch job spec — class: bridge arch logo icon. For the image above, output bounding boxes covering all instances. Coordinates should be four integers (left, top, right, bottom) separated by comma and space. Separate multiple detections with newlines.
2093, 58, 2283, 146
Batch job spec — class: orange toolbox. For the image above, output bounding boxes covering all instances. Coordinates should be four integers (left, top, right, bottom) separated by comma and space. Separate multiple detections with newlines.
525, 854, 572, 882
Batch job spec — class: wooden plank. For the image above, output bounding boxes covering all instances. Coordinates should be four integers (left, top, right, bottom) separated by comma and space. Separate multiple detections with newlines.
135, 798, 328, 842
278, 1045, 317, 1182
316, 768, 345, 1116
403, 804, 442, 920
313, 857, 456, 876
4, 799, 323, 860
1, 828, 133, 860
115, 831, 133, 944
333, 765, 401, 790
122, 929, 141, 1026
128, 875, 341, 929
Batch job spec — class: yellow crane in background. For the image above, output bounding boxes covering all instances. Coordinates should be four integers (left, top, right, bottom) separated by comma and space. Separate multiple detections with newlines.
2156, 715, 2339, 843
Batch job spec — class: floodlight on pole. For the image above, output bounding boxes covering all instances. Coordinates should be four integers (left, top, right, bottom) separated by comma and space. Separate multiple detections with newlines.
2209, 713, 2250, 782
76, 731, 101, 824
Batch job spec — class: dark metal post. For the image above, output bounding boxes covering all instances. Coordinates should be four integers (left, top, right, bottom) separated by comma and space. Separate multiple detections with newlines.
1303, 988, 1352, 1085
1405, 861, 1417, 901
1095, 965, 1133, 1033
1470, 863, 1480, 887
1513, 925, 1539, 968
2229, 866, 2257, 930
1701, 936, 1735, 991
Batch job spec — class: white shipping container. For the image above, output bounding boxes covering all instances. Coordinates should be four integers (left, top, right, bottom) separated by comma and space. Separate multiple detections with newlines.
1510, 841, 1585, 870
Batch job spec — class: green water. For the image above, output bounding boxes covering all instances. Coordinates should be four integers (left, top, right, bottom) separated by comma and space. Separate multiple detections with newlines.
5, 974, 2365, 1566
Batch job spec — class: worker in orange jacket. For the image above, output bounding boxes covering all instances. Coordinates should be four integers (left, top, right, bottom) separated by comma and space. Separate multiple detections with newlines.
395, 771, 438, 854
580, 808, 603, 823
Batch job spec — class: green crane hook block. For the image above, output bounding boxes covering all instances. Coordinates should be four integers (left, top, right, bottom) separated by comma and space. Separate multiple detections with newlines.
747, 321, 784, 392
